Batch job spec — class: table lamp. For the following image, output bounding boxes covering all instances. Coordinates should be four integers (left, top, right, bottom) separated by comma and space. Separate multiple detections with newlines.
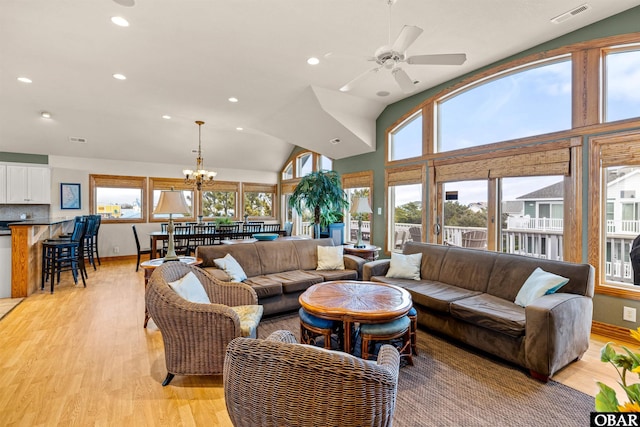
351, 197, 372, 248
154, 189, 191, 261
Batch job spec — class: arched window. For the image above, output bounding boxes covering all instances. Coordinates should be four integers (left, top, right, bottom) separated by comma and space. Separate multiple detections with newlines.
438, 57, 572, 152
605, 46, 640, 122
388, 111, 422, 162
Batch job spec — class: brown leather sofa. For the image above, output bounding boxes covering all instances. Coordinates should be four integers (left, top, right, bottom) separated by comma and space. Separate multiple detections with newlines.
196, 238, 365, 316
363, 241, 595, 381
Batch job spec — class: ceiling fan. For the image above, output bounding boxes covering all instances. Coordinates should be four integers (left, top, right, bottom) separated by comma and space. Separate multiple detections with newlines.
333, 0, 467, 94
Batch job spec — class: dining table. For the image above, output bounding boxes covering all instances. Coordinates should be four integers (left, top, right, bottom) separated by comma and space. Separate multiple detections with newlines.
148, 229, 286, 259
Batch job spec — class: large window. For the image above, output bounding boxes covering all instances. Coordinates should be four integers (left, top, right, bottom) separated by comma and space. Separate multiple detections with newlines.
148, 178, 195, 222
243, 183, 276, 219
442, 181, 487, 249
343, 171, 373, 246
389, 111, 422, 162
89, 174, 147, 222
605, 47, 640, 122
202, 181, 239, 220
438, 58, 571, 152
296, 153, 313, 177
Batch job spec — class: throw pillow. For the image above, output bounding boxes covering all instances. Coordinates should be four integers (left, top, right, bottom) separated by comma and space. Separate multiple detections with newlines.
168, 271, 211, 304
317, 246, 345, 270
385, 252, 422, 280
514, 267, 569, 307
214, 253, 248, 282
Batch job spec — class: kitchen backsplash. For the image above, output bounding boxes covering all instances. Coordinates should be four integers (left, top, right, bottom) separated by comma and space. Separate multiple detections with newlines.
0, 204, 50, 220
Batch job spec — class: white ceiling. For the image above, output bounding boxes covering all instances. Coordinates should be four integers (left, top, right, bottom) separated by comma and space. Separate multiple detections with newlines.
1, 0, 639, 173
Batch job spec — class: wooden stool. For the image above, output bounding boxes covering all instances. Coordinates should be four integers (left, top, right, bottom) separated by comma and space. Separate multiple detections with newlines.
360, 315, 413, 365
299, 308, 341, 350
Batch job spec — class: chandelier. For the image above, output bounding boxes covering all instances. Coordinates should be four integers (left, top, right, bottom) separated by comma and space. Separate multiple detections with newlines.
183, 120, 217, 191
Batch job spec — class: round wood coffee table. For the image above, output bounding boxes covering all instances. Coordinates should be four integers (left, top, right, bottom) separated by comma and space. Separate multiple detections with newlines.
299, 280, 412, 354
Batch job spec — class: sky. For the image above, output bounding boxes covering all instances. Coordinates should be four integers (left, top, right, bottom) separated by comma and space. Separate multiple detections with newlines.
392, 49, 640, 207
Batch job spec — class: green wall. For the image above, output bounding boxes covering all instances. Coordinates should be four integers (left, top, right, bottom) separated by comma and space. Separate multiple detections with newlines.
334, 6, 640, 329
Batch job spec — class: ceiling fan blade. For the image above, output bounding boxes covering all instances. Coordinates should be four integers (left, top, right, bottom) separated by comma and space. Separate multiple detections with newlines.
339, 67, 380, 92
392, 68, 415, 93
392, 25, 424, 53
407, 53, 467, 66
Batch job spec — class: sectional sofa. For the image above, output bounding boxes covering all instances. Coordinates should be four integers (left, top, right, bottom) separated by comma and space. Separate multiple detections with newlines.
195, 238, 365, 316
363, 241, 595, 381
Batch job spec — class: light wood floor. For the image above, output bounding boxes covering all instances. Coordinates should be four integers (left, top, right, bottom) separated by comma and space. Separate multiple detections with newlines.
0, 258, 630, 425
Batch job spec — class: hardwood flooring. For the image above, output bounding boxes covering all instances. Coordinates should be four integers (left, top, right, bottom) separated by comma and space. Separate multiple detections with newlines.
0, 258, 630, 425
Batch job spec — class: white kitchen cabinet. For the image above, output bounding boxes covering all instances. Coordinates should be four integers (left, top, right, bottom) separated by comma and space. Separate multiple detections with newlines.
6, 165, 51, 204
0, 165, 6, 203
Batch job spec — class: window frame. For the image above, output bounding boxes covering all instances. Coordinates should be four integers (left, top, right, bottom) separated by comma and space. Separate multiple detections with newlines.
201, 180, 240, 221
148, 177, 196, 223
242, 182, 277, 221
89, 174, 147, 223
342, 170, 374, 246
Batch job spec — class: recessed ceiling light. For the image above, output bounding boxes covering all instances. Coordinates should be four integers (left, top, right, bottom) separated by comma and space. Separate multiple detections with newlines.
17, 77, 32, 83
307, 57, 320, 65
228, 97, 238, 103
162, 115, 171, 119
41, 112, 51, 119
113, 73, 127, 80
376, 91, 390, 97
236, 127, 243, 131
111, 16, 130, 27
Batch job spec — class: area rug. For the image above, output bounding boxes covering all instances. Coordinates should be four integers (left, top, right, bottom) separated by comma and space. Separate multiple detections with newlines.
0, 297, 23, 322
259, 313, 594, 427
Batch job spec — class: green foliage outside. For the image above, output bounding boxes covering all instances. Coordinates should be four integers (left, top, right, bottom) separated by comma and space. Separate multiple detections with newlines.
394, 201, 422, 224
244, 192, 273, 217
202, 191, 235, 218
444, 201, 487, 227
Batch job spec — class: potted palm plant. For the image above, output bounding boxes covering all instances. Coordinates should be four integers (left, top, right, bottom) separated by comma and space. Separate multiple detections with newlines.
288, 170, 349, 239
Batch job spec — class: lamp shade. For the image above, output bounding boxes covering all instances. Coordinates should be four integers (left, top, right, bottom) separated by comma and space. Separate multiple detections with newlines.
154, 190, 191, 215
350, 197, 373, 215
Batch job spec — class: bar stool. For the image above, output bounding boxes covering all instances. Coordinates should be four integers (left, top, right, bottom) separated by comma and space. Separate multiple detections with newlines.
360, 315, 413, 365
408, 306, 418, 356
298, 308, 341, 350
41, 220, 87, 293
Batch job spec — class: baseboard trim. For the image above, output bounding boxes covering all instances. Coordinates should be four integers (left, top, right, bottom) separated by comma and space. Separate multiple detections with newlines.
100, 254, 139, 262
592, 320, 635, 344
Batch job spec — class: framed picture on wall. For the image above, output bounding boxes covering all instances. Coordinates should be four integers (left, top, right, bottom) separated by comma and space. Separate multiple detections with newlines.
61, 183, 81, 209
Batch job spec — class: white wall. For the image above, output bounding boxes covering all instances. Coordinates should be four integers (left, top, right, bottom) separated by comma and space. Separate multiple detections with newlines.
47, 155, 278, 257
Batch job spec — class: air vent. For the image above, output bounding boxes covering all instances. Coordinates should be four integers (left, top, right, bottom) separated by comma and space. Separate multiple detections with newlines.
551, 3, 591, 24
69, 137, 87, 144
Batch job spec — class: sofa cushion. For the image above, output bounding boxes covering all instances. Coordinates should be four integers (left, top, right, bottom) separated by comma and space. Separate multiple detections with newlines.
450, 293, 525, 338
403, 242, 448, 281
437, 247, 496, 293
370, 277, 481, 313
196, 244, 263, 277
255, 241, 300, 275
243, 276, 283, 299
314, 269, 358, 282
268, 270, 325, 294
293, 238, 335, 270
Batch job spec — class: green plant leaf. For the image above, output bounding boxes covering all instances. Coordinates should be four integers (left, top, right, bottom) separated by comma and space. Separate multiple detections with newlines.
595, 382, 620, 412
622, 383, 640, 404
601, 342, 616, 362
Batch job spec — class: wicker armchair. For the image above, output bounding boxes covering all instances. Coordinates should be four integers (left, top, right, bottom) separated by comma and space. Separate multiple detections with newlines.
224, 330, 400, 427
146, 262, 261, 386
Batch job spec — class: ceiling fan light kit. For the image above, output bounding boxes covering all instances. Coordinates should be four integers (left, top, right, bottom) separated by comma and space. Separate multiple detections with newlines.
337, 0, 467, 94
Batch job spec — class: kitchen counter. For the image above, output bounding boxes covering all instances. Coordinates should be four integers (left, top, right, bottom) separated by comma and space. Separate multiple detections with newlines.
9, 218, 75, 297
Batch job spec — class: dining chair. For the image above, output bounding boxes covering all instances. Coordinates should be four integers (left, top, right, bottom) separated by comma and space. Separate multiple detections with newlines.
243, 223, 262, 235
41, 219, 88, 292
172, 225, 193, 256
132, 224, 151, 271
262, 223, 281, 233
193, 224, 217, 247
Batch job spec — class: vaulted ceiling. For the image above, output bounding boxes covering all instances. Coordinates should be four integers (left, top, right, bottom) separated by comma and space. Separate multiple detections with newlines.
1, 0, 639, 173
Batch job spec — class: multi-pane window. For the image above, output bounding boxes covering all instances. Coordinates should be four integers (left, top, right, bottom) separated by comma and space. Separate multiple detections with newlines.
389, 112, 422, 162
442, 181, 488, 249
318, 155, 333, 171
389, 183, 422, 252
605, 47, 640, 122
89, 174, 147, 222
438, 58, 571, 152
282, 161, 293, 180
